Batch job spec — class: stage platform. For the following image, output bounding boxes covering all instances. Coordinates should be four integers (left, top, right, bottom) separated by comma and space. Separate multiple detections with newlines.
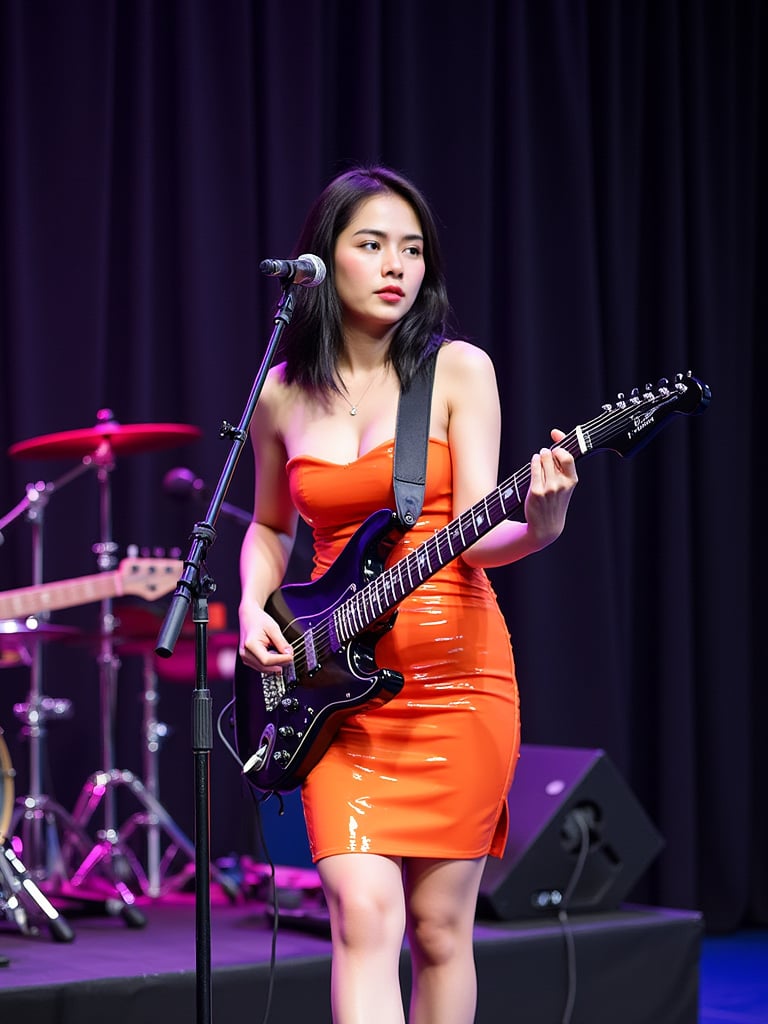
0, 885, 702, 1024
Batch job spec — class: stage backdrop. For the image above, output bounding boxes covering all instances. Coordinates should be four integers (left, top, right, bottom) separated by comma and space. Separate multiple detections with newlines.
0, 1, 763, 933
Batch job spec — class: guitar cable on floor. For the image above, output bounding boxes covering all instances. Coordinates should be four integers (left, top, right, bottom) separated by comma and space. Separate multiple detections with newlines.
556, 807, 593, 1024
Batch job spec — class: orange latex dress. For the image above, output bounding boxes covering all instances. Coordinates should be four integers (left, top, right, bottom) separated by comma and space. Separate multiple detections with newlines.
288, 438, 521, 862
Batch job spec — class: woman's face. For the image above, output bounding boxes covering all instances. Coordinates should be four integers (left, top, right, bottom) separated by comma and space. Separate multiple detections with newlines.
333, 192, 426, 336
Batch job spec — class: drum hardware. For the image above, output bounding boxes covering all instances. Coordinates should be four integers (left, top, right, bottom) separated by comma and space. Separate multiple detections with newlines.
0, 467, 93, 939
10, 678, 73, 884
1, 729, 74, 942
67, 759, 239, 903
6, 411, 204, 924
2, 459, 133, 929
85, 604, 241, 901
1, 471, 89, 885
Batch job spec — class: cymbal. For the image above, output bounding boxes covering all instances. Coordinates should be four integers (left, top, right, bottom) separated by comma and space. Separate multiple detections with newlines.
0, 620, 82, 664
9, 420, 202, 460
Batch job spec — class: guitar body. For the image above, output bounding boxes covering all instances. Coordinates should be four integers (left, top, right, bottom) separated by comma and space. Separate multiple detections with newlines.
234, 507, 405, 793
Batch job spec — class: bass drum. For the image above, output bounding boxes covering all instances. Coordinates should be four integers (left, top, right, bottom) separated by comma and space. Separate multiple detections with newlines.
0, 727, 13, 844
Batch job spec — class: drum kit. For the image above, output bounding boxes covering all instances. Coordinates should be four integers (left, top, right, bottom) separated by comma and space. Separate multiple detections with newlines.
0, 410, 241, 942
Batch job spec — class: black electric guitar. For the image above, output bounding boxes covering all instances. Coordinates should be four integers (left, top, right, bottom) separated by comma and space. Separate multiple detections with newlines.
234, 372, 711, 793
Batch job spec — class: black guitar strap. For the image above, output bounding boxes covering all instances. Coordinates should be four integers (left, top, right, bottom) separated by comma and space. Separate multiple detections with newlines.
393, 348, 439, 530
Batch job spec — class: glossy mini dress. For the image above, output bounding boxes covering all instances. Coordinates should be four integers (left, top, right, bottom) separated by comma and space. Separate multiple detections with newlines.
288, 438, 521, 862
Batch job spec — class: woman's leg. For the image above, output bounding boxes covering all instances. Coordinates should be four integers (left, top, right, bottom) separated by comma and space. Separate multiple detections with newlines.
403, 856, 488, 1024
317, 853, 407, 1024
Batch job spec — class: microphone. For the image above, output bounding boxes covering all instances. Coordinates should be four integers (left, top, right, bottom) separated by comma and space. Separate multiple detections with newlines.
163, 467, 252, 527
259, 253, 326, 287
163, 466, 205, 497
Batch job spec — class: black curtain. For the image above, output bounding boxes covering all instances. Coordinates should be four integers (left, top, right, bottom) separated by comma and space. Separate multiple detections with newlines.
0, 0, 762, 934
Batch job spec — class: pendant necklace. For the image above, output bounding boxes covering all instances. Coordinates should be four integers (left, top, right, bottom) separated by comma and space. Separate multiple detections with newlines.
339, 370, 379, 416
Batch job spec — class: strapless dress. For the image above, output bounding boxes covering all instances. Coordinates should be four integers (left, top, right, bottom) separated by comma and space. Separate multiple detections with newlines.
287, 438, 520, 861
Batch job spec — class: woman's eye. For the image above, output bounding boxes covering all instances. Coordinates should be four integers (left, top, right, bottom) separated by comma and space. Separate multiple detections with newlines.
361, 240, 380, 251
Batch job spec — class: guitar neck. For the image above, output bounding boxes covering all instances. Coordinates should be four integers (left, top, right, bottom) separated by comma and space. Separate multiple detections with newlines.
0, 569, 124, 621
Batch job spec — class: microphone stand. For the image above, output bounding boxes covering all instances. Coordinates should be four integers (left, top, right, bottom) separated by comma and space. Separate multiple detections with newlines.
155, 279, 300, 1024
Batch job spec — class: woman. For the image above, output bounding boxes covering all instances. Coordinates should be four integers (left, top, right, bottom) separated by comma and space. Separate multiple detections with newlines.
239, 165, 578, 1024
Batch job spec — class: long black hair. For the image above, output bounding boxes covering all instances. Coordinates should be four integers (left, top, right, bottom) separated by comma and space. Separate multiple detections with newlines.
281, 165, 453, 395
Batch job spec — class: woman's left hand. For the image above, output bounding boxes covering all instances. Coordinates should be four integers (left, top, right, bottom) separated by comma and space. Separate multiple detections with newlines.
523, 428, 579, 550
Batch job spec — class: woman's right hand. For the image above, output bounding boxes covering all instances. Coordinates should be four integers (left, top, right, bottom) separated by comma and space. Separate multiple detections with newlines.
238, 603, 294, 674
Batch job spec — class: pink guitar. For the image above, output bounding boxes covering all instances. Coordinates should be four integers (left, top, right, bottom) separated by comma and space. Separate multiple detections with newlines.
0, 557, 182, 621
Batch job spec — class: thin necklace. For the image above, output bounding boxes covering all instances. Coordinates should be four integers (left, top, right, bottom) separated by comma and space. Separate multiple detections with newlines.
339, 370, 380, 416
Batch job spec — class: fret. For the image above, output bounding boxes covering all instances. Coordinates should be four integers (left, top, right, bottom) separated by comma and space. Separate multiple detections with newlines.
416, 548, 429, 579
422, 540, 435, 576
468, 505, 480, 542
350, 599, 364, 635
445, 526, 456, 558
457, 516, 467, 548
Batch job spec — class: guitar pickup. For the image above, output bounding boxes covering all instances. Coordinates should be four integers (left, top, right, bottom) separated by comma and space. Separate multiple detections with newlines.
304, 627, 318, 673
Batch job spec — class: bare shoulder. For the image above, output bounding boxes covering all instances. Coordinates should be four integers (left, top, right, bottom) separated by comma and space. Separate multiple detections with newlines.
436, 339, 497, 391
262, 361, 290, 399
260, 361, 295, 412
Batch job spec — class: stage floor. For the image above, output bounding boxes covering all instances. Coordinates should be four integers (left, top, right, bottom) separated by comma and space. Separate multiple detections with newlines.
0, 882, 702, 1024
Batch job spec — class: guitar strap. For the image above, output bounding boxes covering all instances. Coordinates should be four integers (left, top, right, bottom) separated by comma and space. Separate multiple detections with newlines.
392, 348, 439, 530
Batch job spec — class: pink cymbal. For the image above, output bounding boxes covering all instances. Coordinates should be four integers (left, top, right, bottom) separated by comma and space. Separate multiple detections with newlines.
0, 620, 82, 666
9, 420, 202, 459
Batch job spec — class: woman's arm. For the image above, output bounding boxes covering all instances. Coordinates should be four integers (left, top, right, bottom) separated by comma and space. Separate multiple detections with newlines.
441, 341, 578, 570
238, 369, 299, 672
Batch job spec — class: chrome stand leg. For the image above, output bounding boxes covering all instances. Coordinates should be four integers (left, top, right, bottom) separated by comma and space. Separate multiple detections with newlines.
68, 767, 239, 901
0, 837, 74, 942
141, 653, 165, 897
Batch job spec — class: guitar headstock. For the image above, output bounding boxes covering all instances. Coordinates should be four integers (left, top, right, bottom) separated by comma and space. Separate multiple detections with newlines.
118, 557, 183, 600
587, 371, 711, 458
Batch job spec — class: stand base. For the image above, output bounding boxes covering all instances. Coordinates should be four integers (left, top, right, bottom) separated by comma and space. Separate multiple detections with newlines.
68, 768, 240, 903
0, 841, 74, 942
12, 793, 145, 931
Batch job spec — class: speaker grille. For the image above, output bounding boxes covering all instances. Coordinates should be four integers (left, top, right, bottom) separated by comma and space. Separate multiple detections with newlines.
477, 745, 665, 920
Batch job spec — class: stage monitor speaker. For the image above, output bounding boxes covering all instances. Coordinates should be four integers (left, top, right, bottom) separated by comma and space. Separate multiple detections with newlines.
477, 744, 665, 921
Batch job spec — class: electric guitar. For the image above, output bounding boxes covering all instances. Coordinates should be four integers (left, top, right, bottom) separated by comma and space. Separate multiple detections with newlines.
0, 557, 183, 621
233, 372, 711, 793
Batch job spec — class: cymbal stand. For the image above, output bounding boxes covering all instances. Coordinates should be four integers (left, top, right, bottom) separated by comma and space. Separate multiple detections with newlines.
50, 438, 142, 922
2, 469, 94, 941
111, 652, 239, 900
3, 455, 150, 928
2, 471, 95, 942
64, 428, 238, 908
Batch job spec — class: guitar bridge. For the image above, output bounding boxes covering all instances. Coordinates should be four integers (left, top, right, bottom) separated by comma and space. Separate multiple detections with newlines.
261, 670, 287, 712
